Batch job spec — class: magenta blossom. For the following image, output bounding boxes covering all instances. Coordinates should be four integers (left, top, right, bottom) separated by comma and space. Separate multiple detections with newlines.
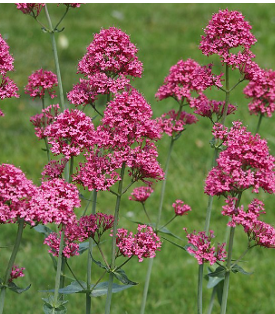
156, 59, 222, 103
184, 229, 226, 265
42, 158, 68, 181
25, 69, 58, 99
172, 200, 191, 216
129, 186, 154, 203
200, 9, 256, 68
16, 3, 45, 17
78, 27, 143, 78
9, 265, 25, 282
115, 225, 162, 262
44, 108, 95, 158
244, 68, 275, 118
205, 121, 275, 196
0, 75, 19, 101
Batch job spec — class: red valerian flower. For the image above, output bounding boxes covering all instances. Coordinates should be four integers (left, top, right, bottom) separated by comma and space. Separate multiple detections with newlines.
129, 186, 154, 203
172, 200, 191, 216
16, 3, 45, 17
9, 265, 25, 282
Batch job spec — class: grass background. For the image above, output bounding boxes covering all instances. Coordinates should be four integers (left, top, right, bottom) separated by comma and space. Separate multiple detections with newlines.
1, 3, 275, 314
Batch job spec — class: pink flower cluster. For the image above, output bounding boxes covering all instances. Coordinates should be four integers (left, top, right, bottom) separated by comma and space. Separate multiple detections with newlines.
41, 158, 68, 181
222, 197, 275, 248
30, 104, 60, 139
172, 200, 191, 216
129, 186, 154, 203
0, 34, 19, 114
155, 59, 222, 103
205, 121, 275, 196
199, 9, 256, 68
16, 3, 45, 17
44, 213, 114, 258
156, 109, 198, 137
115, 225, 161, 262
244, 68, 275, 117
25, 69, 58, 100
0, 164, 37, 224
44, 108, 95, 158
190, 94, 236, 122
184, 229, 226, 265
9, 265, 25, 283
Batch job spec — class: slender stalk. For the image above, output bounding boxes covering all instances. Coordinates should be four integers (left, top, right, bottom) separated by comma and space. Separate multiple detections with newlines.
255, 113, 263, 134
159, 215, 176, 230
140, 258, 154, 314
197, 264, 204, 314
44, 4, 65, 111
105, 162, 126, 314
0, 219, 25, 314
207, 287, 217, 314
141, 202, 151, 224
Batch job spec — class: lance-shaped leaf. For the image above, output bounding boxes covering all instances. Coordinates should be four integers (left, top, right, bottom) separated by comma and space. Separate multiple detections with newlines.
231, 264, 253, 275
42, 297, 68, 314
205, 267, 225, 289
34, 225, 53, 237
90, 281, 136, 297
7, 281, 31, 294
113, 268, 138, 285
41, 280, 87, 294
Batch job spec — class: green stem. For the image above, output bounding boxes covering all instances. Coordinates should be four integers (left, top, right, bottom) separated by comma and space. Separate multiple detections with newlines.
0, 219, 25, 314
140, 258, 154, 314
105, 162, 126, 314
255, 113, 263, 134
44, 4, 65, 112
207, 286, 216, 314
86, 190, 97, 314
197, 264, 204, 314
220, 64, 230, 127
141, 202, 151, 224
54, 5, 69, 31
159, 215, 176, 230
42, 98, 50, 162
53, 229, 65, 306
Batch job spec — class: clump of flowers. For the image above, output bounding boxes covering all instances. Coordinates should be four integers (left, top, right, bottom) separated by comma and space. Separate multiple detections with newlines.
25, 69, 58, 100
44, 108, 95, 158
184, 229, 226, 265
0, 164, 37, 224
41, 158, 68, 181
172, 200, 191, 216
15, 3, 45, 17
129, 186, 154, 203
30, 104, 60, 139
115, 225, 162, 262
205, 121, 275, 196
156, 110, 198, 137
9, 265, 25, 282
199, 9, 257, 68
244, 68, 275, 118
155, 58, 222, 103
0, 34, 19, 114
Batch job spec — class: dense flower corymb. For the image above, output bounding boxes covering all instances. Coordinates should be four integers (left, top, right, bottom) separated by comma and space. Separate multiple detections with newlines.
205, 121, 275, 196
129, 186, 154, 203
200, 9, 257, 67
172, 200, 191, 216
25, 69, 58, 99
16, 3, 45, 17
78, 27, 143, 78
184, 229, 226, 265
115, 225, 162, 262
9, 265, 25, 282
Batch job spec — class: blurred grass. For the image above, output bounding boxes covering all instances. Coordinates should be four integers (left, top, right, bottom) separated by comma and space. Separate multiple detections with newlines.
1, 3, 275, 314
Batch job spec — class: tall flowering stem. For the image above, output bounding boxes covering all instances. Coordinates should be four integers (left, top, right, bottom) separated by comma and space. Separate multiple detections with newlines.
0, 219, 25, 314
105, 162, 126, 314
44, 4, 65, 111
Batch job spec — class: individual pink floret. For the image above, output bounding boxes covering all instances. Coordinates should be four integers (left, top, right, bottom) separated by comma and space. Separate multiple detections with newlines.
172, 200, 191, 216
16, 3, 45, 17
25, 68, 58, 99
115, 225, 162, 262
205, 121, 275, 196
44, 108, 95, 158
129, 186, 154, 203
78, 27, 143, 78
9, 265, 25, 282
156, 59, 222, 103
184, 229, 226, 266
199, 9, 256, 67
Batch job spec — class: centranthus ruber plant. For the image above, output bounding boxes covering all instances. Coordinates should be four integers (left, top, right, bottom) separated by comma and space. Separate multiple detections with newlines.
1, 4, 275, 314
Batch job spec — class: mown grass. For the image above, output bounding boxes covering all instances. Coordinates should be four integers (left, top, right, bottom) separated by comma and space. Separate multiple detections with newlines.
1, 3, 275, 314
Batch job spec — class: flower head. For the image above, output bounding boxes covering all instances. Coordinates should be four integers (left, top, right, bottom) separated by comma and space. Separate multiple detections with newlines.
9, 265, 25, 282
184, 229, 226, 265
172, 200, 191, 216
205, 121, 275, 196
78, 27, 143, 78
115, 225, 162, 262
199, 9, 256, 67
129, 186, 154, 203
0, 34, 15, 75
16, 3, 45, 17
25, 69, 58, 99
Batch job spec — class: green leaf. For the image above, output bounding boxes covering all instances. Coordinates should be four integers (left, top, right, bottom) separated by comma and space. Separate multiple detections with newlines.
113, 269, 138, 285
7, 281, 31, 294
92, 257, 109, 271
41, 280, 87, 294
216, 280, 224, 306
90, 281, 136, 297
158, 226, 183, 240
231, 264, 253, 275
207, 266, 226, 278
205, 267, 225, 289
33, 225, 53, 237
43, 303, 67, 314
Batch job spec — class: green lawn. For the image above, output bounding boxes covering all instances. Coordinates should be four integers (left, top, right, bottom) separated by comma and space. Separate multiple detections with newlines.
1, 3, 275, 314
